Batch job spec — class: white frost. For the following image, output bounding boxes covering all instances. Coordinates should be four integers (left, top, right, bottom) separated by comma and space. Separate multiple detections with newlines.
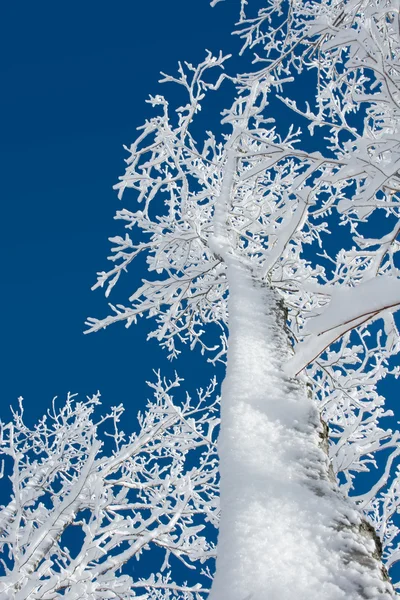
209, 263, 394, 600
286, 277, 400, 376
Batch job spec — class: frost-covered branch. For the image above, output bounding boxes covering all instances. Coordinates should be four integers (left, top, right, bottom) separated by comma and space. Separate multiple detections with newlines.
0, 376, 219, 599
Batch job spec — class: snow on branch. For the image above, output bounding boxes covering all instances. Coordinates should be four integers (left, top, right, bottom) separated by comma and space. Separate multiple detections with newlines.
0, 376, 219, 599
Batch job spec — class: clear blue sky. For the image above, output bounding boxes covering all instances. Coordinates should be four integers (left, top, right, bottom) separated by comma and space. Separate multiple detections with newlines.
2, 0, 400, 585
1, 1, 241, 424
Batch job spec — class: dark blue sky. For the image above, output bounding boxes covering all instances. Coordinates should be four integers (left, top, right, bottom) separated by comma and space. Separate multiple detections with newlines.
1, 1, 241, 424
2, 0, 400, 586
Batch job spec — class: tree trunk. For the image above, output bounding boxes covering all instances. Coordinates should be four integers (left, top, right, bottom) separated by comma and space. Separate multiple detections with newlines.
208, 261, 395, 600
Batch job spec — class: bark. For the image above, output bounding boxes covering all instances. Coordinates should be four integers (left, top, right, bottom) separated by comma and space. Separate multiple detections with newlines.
208, 261, 395, 600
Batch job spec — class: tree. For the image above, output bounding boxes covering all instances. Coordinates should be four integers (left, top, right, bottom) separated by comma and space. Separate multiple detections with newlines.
86, 0, 400, 598
0, 376, 218, 599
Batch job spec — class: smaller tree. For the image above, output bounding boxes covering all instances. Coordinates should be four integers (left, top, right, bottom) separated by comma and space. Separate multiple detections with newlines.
0, 375, 219, 599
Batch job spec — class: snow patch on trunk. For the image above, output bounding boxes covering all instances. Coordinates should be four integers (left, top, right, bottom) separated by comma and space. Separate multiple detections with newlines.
208, 262, 394, 600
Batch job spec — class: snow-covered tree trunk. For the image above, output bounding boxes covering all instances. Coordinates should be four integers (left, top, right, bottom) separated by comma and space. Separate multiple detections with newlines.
209, 261, 394, 600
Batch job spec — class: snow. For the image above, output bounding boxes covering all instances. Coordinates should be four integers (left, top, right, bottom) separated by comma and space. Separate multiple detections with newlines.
208, 262, 395, 600
307, 277, 400, 337
286, 276, 400, 376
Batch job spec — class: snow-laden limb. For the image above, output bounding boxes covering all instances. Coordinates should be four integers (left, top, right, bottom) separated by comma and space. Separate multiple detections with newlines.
0, 377, 219, 599
286, 276, 400, 376
305, 277, 400, 338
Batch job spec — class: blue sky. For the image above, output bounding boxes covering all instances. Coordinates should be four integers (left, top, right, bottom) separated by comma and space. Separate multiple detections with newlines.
2, 0, 400, 588
1, 1, 241, 424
